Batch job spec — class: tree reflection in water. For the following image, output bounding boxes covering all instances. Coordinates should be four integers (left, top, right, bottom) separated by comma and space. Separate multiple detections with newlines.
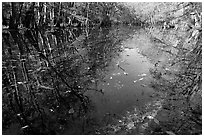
2, 25, 135, 134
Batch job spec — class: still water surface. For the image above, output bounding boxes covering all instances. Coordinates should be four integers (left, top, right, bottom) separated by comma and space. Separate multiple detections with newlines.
85, 26, 160, 126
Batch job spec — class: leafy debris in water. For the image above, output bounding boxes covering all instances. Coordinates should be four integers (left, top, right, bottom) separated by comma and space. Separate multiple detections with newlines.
138, 78, 144, 81
153, 118, 160, 124
141, 84, 147, 87
21, 125, 29, 130
127, 122, 135, 129
133, 80, 137, 83
166, 131, 176, 135
124, 72, 128, 75
138, 73, 147, 77
97, 98, 164, 134
68, 108, 74, 114
114, 83, 124, 89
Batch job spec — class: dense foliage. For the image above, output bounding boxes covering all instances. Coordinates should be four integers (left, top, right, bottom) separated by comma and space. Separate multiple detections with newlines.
143, 2, 202, 134
2, 2, 141, 30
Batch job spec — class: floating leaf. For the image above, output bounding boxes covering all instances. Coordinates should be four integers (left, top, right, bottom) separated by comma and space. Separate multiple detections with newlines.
91, 79, 95, 83
141, 84, 147, 87
50, 109, 54, 112
138, 78, 143, 81
147, 115, 154, 119
124, 72, 128, 75
114, 83, 123, 89
153, 118, 160, 124
39, 85, 54, 90
138, 73, 147, 76
21, 125, 29, 130
165, 68, 170, 71
17, 82, 23, 84
166, 131, 176, 135
142, 73, 147, 76
127, 122, 134, 129
65, 90, 71, 93
69, 108, 74, 114
141, 122, 148, 129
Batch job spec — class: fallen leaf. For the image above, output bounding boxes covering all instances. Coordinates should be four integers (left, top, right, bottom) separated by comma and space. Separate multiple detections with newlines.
138, 73, 147, 76
50, 109, 54, 112
124, 72, 128, 75
141, 84, 147, 87
68, 108, 74, 114
153, 118, 160, 124
138, 78, 144, 81
91, 79, 95, 83
17, 82, 23, 84
127, 122, 135, 129
141, 122, 149, 129
166, 131, 176, 135
39, 85, 54, 90
147, 115, 154, 119
21, 125, 29, 129
66, 90, 71, 93
165, 68, 170, 71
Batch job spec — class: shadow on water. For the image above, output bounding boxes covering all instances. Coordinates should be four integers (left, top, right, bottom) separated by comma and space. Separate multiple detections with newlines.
2, 25, 162, 134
